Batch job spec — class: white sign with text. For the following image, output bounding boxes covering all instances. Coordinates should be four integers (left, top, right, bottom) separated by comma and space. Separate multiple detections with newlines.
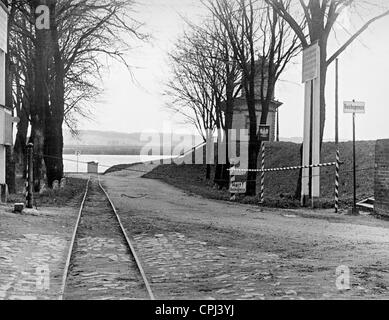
344, 101, 366, 114
0, 5, 7, 53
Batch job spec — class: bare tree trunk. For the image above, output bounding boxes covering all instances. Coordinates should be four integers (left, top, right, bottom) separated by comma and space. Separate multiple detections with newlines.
206, 164, 211, 180
5, 1, 16, 194
31, 0, 51, 191
246, 93, 258, 196
44, 0, 64, 187
14, 107, 28, 178
219, 87, 235, 189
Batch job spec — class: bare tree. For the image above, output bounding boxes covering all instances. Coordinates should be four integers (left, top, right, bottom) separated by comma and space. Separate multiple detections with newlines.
207, 0, 301, 196
166, 25, 220, 179
7, 0, 147, 189
266, 0, 389, 145
166, 18, 241, 181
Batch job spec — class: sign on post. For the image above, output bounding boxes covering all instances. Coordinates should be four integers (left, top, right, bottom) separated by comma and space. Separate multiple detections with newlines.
0, 3, 7, 189
230, 181, 247, 194
302, 42, 319, 83
344, 100, 366, 215
301, 42, 321, 206
0, 4, 7, 53
258, 125, 270, 142
344, 101, 365, 114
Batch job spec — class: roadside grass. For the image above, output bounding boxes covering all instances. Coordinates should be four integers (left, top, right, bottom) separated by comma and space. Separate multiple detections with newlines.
8, 176, 87, 208
142, 141, 376, 209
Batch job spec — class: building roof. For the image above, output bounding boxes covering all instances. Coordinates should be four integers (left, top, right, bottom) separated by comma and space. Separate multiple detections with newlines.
221, 97, 283, 113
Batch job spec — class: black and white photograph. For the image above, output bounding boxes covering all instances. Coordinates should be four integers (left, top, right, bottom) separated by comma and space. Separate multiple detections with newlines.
0, 0, 388, 310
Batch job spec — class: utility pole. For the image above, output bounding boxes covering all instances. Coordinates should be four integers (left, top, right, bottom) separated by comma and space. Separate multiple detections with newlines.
276, 109, 280, 142
343, 99, 365, 215
26, 143, 34, 209
335, 59, 339, 145
334, 59, 340, 213
352, 111, 357, 215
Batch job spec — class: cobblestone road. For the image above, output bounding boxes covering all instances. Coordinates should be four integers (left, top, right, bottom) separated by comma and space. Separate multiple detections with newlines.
0, 206, 77, 300
101, 166, 389, 300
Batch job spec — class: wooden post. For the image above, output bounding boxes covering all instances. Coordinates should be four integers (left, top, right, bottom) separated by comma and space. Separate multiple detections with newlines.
26, 143, 33, 209
334, 58, 340, 213
260, 142, 265, 204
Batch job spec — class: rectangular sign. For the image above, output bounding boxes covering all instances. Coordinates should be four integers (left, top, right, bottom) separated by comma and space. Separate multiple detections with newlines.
258, 125, 270, 142
344, 101, 365, 114
230, 182, 247, 194
0, 109, 14, 145
0, 5, 7, 53
302, 42, 319, 83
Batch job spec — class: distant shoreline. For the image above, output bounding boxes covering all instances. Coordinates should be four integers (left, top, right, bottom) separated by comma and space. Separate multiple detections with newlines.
64, 145, 178, 156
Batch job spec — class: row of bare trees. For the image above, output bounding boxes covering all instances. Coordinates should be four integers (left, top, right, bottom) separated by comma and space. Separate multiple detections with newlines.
4, 0, 145, 192
167, 0, 389, 197
167, 0, 300, 195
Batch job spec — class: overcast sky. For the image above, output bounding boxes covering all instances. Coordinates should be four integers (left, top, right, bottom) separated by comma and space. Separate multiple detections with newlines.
79, 0, 389, 142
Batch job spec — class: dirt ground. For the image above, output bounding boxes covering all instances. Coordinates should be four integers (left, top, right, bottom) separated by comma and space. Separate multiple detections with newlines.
101, 163, 389, 300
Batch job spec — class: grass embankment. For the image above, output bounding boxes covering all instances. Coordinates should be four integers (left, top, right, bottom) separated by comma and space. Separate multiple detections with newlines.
142, 141, 376, 209
8, 176, 87, 208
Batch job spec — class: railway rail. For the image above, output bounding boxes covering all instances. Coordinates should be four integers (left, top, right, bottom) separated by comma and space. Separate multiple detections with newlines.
59, 176, 155, 300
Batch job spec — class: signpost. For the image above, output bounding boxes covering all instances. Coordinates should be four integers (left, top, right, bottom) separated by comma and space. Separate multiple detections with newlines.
0, 2, 7, 54
0, 2, 8, 201
229, 158, 246, 200
301, 42, 321, 207
229, 181, 247, 194
334, 59, 340, 213
258, 125, 270, 142
344, 100, 366, 215
258, 125, 270, 203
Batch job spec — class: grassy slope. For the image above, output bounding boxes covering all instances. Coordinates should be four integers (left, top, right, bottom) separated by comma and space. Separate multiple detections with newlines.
142, 141, 376, 208
8, 176, 87, 208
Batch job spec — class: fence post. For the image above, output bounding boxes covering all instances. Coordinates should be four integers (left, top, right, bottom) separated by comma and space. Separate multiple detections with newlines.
260, 142, 265, 204
230, 165, 236, 201
334, 149, 340, 213
26, 143, 34, 209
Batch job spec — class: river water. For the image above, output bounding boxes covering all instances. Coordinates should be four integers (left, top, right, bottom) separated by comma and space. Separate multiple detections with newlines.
63, 155, 172, 173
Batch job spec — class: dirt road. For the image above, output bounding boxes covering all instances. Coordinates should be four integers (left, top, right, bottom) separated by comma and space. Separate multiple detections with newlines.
101, 164, 389, 300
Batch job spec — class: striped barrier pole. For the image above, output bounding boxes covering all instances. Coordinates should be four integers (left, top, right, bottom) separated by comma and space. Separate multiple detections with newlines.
230, 166, 236, 201
229, 162, 339, 173
334, 149, 340, 213
260, 142, 265, 204
26, 143, 34, 209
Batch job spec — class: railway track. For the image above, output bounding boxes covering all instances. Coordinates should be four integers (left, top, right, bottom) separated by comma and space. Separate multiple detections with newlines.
60, 176, 155, 300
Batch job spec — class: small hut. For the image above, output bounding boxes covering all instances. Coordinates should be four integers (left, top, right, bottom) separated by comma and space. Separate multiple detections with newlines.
87, 161, 99, 174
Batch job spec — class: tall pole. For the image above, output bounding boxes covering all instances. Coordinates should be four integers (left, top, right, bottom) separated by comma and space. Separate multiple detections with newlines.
26, 143, 34, 209
260, 142, 265, 204
276, 109, 280, 142
352, 112, 357, 214
334, 59, 340, 213
335, 59, 339, 145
